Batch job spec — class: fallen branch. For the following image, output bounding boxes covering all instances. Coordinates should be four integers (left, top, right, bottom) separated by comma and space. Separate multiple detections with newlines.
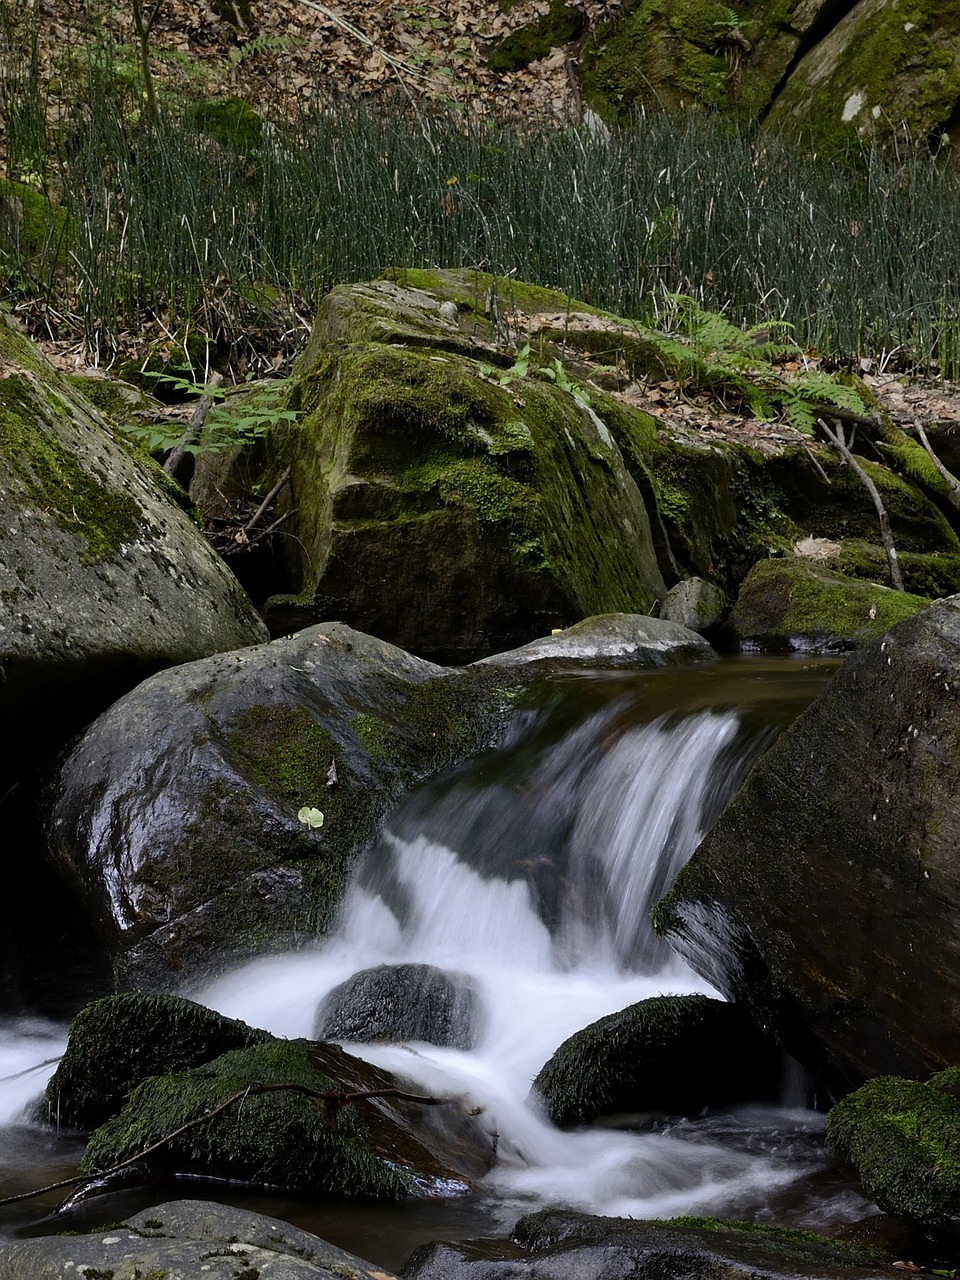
233, 465, 291, 545
817, 416, 904, 591
912, 422, 960, 511
163, 371, 224, 476
0, 1081, 455, 1210
224, 508, 299, 556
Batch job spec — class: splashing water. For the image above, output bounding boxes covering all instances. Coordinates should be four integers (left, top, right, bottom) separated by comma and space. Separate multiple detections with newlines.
198, 701, 845, 1222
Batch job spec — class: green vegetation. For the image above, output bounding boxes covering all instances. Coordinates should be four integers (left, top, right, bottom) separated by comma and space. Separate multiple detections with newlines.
1, 2, 959, 379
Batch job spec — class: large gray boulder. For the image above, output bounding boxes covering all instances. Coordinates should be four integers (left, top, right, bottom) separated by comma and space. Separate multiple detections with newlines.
654, 597, 960, 1096
0, 314, 267, 775
0, 1199, 399, 1279
44, 622, 515, 987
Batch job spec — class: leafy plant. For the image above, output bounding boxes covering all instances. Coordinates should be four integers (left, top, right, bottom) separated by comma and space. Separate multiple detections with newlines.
120, 374, 297, 455
478, 344, 591, 406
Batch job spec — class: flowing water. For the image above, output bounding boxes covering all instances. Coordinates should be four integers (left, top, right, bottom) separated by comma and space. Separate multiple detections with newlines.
0, 657, 872, 1268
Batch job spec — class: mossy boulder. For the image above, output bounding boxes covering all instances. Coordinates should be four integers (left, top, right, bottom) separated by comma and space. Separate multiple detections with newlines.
727, 556, 930, 651
41, 992, 271, 1131
45, 622, 517, 986
0, 313, 267, 777
227, 271, 668, 663
654, 598, 960, 1095
402, 1207, 888, 1280
0, 1199, 397, 1280
315, 963, 484, 1050
827, 1072, 960, 1230
766, 0, 960, 152
82, 1036, 495, 1197
489, 2, 587, 72
532, 994, 781, 1127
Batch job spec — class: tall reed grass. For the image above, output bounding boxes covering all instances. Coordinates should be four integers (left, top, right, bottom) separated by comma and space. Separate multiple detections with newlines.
2, 11, 959, 376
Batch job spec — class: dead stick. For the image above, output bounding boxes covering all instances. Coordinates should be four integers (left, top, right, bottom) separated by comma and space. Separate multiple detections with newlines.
0, 1082, 454, 1209
234, 466, 292, 544
913, 422, 960, 510
225, 508, 298, 556
163, 371, 224, 476
818, 416, 904, 591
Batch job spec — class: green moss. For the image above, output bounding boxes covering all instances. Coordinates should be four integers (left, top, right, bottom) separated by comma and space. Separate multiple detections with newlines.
0, 374, 142, 561
0, 177, 72, 268
81, 1038, 422, 1197
489, 2, 587, 72
192, 96, 263, 155
828, 1075, 960, 1228
379, 267, 608, 322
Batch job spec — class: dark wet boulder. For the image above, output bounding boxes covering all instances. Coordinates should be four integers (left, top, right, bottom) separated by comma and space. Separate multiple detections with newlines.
727, 557, 929, 652
315, 963, 483, 1050
0, 313, 267, 778
827, 1070, 960, 1231
654, 598, 960, 1095
45, 622, 514, 987
0, 1198, 399, 1279
400, 1208, 888, 1280
41, 991, 271, 1131
82, 1037, 495, 1197
531, 994, 781, 1128
476, 611, 714, 671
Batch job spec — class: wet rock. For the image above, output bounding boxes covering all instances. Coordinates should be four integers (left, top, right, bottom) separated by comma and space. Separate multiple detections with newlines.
476, 612, 715, 671
727, 557, 929, 652
660, 577, 726, 634
45, 623, 515, 987
828, 1070, 960, 1231
399, 1208, 889, 1280
82, 1036, 495, 1197
0, 1198, 399, 1279
532, 994, 781, 1127
654, 597, 960, 1094
41, 991, 271, 1130
316, 963, 483, 1049
0, 313, 267, 778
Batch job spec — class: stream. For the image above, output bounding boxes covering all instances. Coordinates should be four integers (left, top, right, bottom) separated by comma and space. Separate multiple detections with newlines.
0, 655, 874, 1270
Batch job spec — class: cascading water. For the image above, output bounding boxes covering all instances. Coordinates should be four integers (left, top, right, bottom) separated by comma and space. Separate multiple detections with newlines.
0, 663, 870, 1256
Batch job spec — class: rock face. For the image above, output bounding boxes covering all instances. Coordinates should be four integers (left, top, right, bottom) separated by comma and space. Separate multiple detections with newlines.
532, 994, 781, 1127
400, 1208, 887, 1280
727, 557, 930, 651
315, 963, 483, 1049
0, 1199, 399, 1279
654, 598, 960, 1095
45, 623, 513, 987
82, 1036, 495, 1196
0, 314, 267, 775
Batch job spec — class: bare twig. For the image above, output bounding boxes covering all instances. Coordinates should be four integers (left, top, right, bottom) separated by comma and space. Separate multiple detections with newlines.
912, 421, 960, 511
0, 1081, 455, 1210
817, 416, 904, 591
233, 465, 291, 543
163, 371, 224, 476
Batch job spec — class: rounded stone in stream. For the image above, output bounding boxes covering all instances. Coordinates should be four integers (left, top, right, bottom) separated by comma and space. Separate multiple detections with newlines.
315, 962, 483, 1049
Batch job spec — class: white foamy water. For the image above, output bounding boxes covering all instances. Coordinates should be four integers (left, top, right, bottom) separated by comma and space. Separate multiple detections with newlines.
196, 708, 836, 1220
0, 1020, 65, 1126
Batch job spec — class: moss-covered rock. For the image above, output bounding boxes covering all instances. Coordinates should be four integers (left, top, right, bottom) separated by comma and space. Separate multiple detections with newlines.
653, 597, 960, 1095
532, 994, 781, 1127
727, 556, 930, 651
489, 2, 587, 72
827, 1073, 960, 1230
45, 622, 518, 986
41, 992, 271, 1131
766, 0, 960, 152
192, 95, 263, 154
81, 1036, 495, 1197
251, 273, 668, 663
0, 312, 267, 778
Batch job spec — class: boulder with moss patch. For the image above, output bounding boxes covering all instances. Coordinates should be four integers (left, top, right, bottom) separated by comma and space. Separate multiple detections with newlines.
654, 598, 960, 1096
827, 1071, 960, 1231
44, 622, 516, 986
81, 1036, 495, 1197
0, 314, 267, 777
532, 994, 781, 1127
727, 557, 930, 651
229, 271, 668, 663
42, 992, 271, 1130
